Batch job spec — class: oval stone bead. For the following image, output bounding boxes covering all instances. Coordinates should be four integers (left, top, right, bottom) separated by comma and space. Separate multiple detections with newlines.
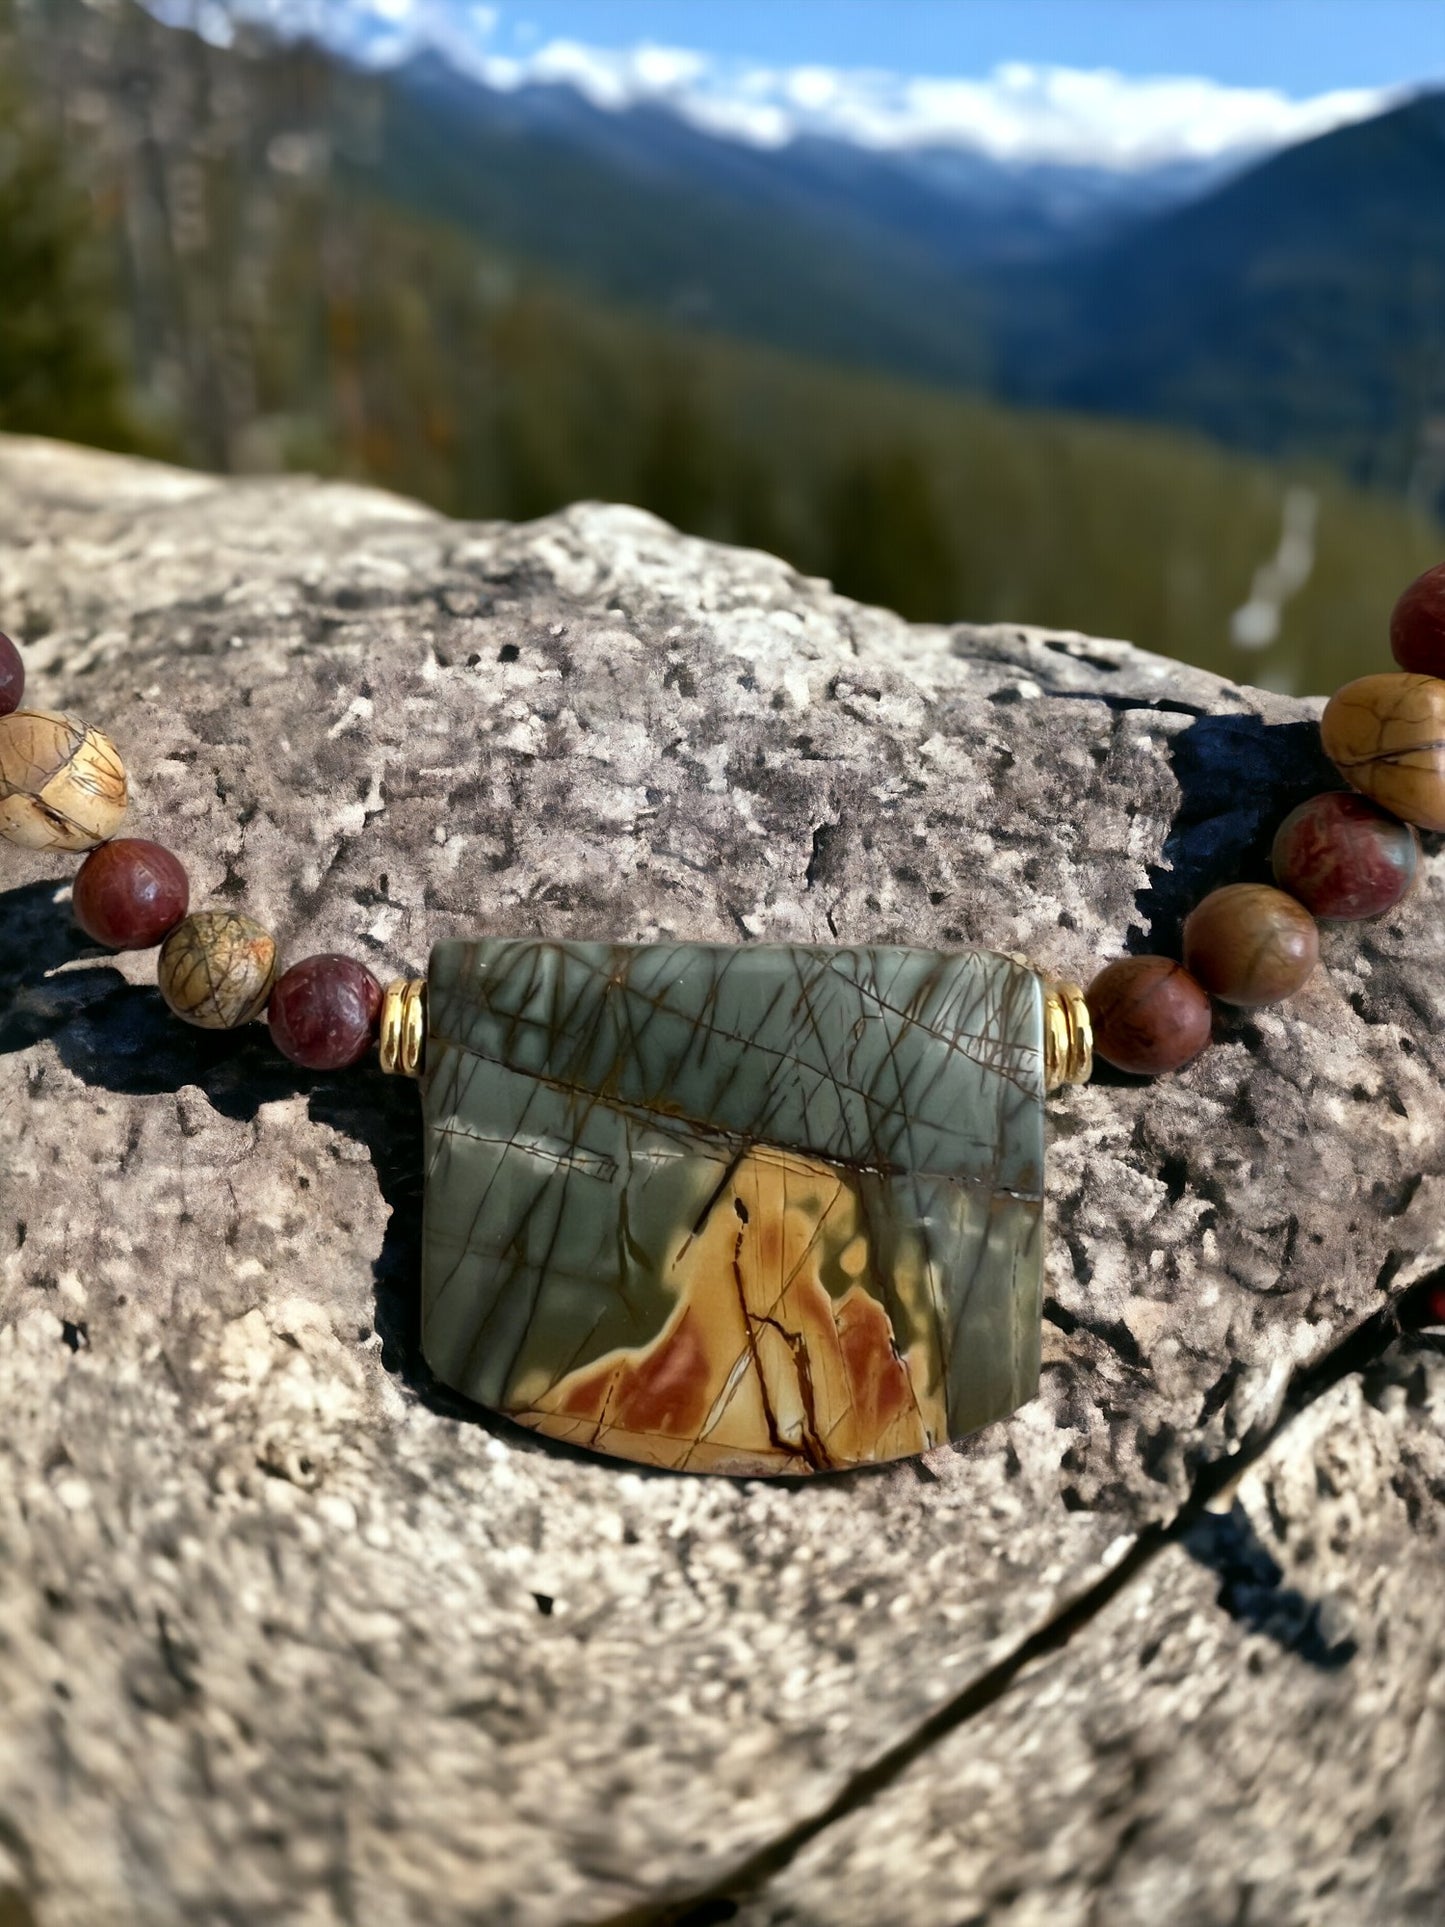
269, 954, 383, 1070
73, 838, 190, 950
1320, 672, 1445, 832
1182, 883, 1319, 1007
1389, 562, 1445, 676
1270, 791, 1419, 920
1085, 955, 1213, 1076
0, 708, 128, 851
158, 910, 277, 1029
0, 633, 22, 717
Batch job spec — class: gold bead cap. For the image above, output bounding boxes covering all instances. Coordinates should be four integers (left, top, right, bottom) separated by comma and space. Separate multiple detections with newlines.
380, 978, 426, 1077
1043, 978, 1092, 1089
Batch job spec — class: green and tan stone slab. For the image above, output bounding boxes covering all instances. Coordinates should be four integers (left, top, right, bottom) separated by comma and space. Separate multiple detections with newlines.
0, 436, 1442, 1925
421, 939, 1045, 1474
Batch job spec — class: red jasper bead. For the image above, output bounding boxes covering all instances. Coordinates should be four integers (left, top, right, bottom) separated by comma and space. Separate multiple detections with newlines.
1183, 883, 1319, 1007
1085, 955, 1213, 1075
0, 633, 22, 717
1271, 791, 1419, 920
268, 954, 382, 1070
72, 838, 190, 949
1389, 562, 1445, 676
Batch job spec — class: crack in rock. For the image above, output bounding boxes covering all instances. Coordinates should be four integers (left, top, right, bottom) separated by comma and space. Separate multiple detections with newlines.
590, 1280, 1444, 1927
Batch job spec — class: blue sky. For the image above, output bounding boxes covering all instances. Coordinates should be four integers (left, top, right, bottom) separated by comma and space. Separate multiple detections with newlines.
491, 1, 1445, 93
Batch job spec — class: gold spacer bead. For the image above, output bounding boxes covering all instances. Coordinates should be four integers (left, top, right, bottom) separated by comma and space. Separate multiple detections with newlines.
1043, 978, 1093, 1090
380, 977, 427, 1078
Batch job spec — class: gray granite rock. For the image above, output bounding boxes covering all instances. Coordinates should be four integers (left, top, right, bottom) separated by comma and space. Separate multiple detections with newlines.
0, 432, 1440, 1927
749, 1342, 1445, 1927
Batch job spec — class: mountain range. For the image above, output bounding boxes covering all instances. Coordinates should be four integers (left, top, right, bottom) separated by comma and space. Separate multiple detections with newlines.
385, 47, 1233, 268
24, 0, 1441, 496
3, 0, 1441, 695
365, 51, 1229, 395
358, 48, 1445, 499
994, 88, 1445, 495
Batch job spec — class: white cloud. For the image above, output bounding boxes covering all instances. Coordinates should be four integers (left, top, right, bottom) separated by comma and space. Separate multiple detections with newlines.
525, 38, 633, 108
163, 3, 1404, 171
676, 93, 793, 148
459, 38, 1396, 170
786, 67, 841, 114
630, 43, 709, 94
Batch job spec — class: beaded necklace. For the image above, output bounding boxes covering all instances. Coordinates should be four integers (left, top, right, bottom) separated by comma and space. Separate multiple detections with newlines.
2, 563, 1443, 1479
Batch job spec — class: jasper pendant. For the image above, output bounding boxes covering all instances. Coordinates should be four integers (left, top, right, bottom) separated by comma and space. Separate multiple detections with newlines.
418, 940, 1049, 1477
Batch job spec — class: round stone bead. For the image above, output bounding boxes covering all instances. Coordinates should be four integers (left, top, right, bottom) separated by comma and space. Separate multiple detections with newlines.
268, 954, 383, 1070
0, 708, 128, 851
1085, 955, 1213, 1075
1320, 672, 1445, 832
1270, 791, 1419, 921
1182, 882, 1319, 1007
158, 910, 277, 1029
72, 838, 190, 950
0, 633, 22, 717
1389, 562, 1445, 676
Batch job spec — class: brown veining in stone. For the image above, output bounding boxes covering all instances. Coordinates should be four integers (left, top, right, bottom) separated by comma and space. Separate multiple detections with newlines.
421, 938, 1045, 1475
511, 1143, 947, 1476
1182, 883, 1319, 1008
157, 909, 278, 1029
1086, 955, 1213, 1076
0, 707, 128, 851
1320, 671, 1445, 831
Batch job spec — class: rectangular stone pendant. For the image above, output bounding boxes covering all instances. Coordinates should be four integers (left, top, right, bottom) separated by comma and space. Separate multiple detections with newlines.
419, 940, 1047, 1476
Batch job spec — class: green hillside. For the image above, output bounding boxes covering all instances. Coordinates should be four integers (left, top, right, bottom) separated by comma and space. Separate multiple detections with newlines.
367, 52, 993, 392
0, 43, 143, 452
996, 92, 1445, 501
0, 0, 1439, 694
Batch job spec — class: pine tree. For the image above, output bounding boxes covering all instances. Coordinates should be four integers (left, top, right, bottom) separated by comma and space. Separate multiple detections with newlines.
826, 446, 959, 621
0, 15, 142, 449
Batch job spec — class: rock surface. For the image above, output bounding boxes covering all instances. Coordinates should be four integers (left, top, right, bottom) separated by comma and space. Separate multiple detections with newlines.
0, 433, 1441, 1926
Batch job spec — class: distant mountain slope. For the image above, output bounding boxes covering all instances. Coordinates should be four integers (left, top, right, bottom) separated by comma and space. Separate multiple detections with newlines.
385, 50, 1215, 271
350, 50, 1236, 390
4, 0, 1438, 696
23, 0, 1445, 501
337, 51, 1445, 505
996, 90, 1445, 495
7, 0, 1444, 679
369, 54, 990, 387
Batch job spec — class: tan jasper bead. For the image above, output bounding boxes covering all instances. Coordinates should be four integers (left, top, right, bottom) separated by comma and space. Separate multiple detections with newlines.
0, 708, 128, 851
158, 910, 277, 1029
1320, 672, 1445, 832
1183, 883, 1319, 1007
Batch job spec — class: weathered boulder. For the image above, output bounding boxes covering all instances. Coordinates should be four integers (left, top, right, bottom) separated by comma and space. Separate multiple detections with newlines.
0, 433, 1440, 1926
